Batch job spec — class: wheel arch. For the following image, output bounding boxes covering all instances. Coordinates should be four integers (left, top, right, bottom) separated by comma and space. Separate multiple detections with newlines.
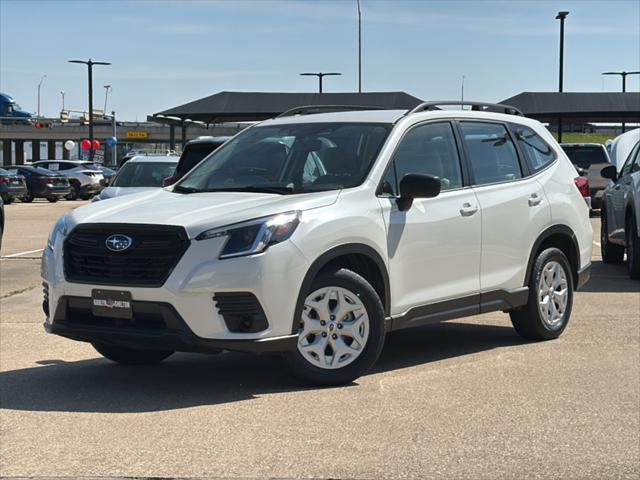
525, 225, 581, 289
291, 243, 391, 334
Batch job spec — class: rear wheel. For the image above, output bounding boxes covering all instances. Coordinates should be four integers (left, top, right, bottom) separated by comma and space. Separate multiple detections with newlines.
22, 193, 33, 203
79, 192, 91, 200
601, 207, 624, 264
626, 216, 640, 280
92, 343, 174, 365
510, 248, 573, 340
3, 197, 12, 205
47, 196, 58, 203
285, 268, 386, 385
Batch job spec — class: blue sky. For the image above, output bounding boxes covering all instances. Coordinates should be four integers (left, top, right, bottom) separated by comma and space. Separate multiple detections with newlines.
1, 0, 638, 120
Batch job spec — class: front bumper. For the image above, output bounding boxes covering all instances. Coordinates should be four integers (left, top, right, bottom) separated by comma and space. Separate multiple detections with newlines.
42, 231, 310, 347
45, 296, 297, 353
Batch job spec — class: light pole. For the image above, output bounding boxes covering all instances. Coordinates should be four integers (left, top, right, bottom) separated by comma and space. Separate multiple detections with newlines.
357, 0, 362, 93
37, 75, 46, 117
461, 75, 465, 108
60, 90, 66, 111
68, 59, 111, 161
299, 72, 342, 93
103, 85, 112, 115
602, 71, 640, 133
555, 11, 569, 142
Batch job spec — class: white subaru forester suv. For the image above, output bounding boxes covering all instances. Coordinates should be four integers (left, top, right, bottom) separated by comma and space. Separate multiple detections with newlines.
42, 102, 593, 385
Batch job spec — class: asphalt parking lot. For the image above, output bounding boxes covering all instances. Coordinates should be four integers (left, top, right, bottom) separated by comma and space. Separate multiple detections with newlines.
1, 201, 638, 479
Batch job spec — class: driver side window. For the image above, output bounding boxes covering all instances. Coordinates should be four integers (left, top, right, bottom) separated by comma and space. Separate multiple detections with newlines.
382, 122, 463, 196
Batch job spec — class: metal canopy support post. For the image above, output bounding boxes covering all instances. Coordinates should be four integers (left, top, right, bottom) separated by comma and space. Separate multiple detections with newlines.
169, 125, 175, 150
181, 120, 187, 148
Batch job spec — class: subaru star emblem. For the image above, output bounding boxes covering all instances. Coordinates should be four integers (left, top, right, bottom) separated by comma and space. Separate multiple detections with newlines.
105, 234, 133, 252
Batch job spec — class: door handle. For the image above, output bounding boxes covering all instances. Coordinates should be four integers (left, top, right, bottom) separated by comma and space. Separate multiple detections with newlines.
528, 193, 542, 207
459, 203, 478, 216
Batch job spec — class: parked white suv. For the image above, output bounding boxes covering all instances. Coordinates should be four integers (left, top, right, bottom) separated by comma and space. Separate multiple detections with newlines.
32, 160, 104, 200
42, 102, 593, 384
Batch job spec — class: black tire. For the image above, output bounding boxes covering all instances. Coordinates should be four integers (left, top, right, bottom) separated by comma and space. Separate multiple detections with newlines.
47, 196, 58, 203
3, 197, 12, 205
510, 247, 574, 341
65, 186, 78, 201
79, 192, 91, 201
285, 267, 386, 385
22, 194, 33, 203
626, 215, 640, 280
601, 207, 624, 264
92, 343, 174, 365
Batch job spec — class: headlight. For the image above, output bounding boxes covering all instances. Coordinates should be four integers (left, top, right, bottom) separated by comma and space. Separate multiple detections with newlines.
196, 211, 300, 259
47, 215, 68, 251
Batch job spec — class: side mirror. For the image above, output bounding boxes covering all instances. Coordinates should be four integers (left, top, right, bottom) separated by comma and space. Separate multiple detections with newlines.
397, 173, 442, 211
601, 165, 617, 181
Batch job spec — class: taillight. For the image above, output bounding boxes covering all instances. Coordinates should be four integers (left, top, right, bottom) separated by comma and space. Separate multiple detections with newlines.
40, 177, 52, 184
574, 177, 589, 197
0, 178, 9, 183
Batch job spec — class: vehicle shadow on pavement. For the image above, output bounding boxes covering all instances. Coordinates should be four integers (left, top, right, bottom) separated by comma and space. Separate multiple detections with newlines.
579, 260, 640, 293
0, 322, 526, 414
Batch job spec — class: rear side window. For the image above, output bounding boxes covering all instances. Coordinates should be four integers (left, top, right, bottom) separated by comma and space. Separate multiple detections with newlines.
460, 122, 522, 185
511, 125, 556, 172
561, 145, 610, 168
386, 122, 463, 195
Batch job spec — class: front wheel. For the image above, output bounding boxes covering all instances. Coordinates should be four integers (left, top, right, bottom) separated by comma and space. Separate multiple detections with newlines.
47, 196, 58, 203
93, 343, 174, 365
22, 193, 33, 203
626, 216, 640, 280
510, 248, 573, 340
285, 268, 386, 385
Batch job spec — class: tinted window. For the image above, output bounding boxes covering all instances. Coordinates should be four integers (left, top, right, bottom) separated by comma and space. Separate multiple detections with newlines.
112, 162, 178, 187
178, 123, 391, 194
561, 145, 610, 168
511, 125, 556, 172
461, 122, 522, 185
388, 122, 463, 194
621, 142, 640, 177
177, 144, 221, 176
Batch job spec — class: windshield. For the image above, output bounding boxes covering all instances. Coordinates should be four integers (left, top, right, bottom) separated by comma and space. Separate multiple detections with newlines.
112, 161, 178, 188
175, 122, 391, 194
561, 145, 610, 168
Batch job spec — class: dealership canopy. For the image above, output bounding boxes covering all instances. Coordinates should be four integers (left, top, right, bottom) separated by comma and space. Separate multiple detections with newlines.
152, 91, 424, 124
500, 92, 640, 123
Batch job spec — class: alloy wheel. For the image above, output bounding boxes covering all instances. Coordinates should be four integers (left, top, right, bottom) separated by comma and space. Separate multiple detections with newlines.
537, 260, 569, 330
297, 286, 369, 369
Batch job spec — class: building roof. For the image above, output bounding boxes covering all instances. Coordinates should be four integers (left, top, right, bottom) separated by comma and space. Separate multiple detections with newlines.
154, 91, 424, 123
500, 92, 640, 122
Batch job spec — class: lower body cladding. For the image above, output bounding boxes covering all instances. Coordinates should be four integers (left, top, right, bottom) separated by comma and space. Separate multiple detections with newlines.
42, 236, 310, 354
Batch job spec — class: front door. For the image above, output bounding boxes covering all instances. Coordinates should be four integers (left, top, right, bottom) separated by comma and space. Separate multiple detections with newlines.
378, 121, 481, 316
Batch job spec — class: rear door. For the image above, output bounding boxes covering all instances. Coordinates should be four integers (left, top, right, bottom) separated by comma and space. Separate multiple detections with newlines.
459, 121, 551, 294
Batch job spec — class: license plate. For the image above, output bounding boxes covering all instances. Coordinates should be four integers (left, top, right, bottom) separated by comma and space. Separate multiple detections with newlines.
91, 289, 133, 319
11, 181, 20, 185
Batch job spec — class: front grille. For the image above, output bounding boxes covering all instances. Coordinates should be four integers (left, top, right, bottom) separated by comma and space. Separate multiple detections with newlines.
213, 292, 269, 333
64, 224, 190, 287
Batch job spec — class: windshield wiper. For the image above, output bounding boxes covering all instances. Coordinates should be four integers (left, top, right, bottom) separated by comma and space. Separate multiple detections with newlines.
203, 185, 295, 195
173, 185, 202, 194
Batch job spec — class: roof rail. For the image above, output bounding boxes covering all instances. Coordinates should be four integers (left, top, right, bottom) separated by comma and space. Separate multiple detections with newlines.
277, 105, 389, 118
407, 101, 524, 117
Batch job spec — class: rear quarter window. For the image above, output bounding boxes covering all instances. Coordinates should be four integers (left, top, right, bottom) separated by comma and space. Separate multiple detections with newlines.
510, 125, 557, 173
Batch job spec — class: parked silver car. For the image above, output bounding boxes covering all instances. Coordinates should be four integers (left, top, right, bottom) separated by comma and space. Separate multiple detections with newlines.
600, 138, 640, 279
31, 160, 104, 200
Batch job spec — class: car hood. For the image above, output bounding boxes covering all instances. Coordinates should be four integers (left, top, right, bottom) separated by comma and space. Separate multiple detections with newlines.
98, 186, 158, 200
69, 188, 340, 238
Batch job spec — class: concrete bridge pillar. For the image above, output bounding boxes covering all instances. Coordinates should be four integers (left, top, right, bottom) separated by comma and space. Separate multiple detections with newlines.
15, 140, 25, 165
31, 140, 41, 161
48, 141, 56, 159
2, 140, 12, 166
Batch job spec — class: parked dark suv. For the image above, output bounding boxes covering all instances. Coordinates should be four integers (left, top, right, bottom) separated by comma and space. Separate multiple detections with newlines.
560, 143, 612, 209
0, 168, 28, 203
162, 136, 230, 186
9, 166, 71, 202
